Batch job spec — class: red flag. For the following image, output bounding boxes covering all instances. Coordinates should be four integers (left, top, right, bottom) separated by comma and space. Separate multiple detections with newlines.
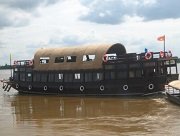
157, 35, 165, 41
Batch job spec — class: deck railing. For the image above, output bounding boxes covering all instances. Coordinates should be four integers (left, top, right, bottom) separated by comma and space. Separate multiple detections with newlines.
13, 60, 33, 67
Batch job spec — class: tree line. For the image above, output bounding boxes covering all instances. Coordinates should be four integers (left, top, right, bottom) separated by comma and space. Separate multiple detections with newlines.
0, 64, 12, 69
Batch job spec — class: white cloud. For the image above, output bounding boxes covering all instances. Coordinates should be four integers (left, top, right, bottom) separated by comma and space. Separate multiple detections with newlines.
79, 0, 180, 24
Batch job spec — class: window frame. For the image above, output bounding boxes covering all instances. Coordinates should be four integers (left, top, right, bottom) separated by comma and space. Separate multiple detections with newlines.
40, 57, 50, 64
66, 56, 77, 62
55, 56, 64, 63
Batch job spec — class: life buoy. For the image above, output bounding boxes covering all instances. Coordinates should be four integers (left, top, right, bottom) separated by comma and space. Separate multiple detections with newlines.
100, 85, 104, 91
44, 85, 47, 91
80, 86, 84, 92
14, 61, 18, 65
166, 50, 172, 58
28, 85, 32, 90
123, 85, 128, 91
59, 85, 63, 91
159, 51, 164, 58
148, 84, 154, 90
145, 52, 152, 60
16, 84, 19, 89
29, 60, 33, 66
102, 54, 108, 62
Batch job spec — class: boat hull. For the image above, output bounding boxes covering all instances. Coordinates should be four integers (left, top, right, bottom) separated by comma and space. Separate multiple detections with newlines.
11, 80, 165, 96
166, 92, 180, 105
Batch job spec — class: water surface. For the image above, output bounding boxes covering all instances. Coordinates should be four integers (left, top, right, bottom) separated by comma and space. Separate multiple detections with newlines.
0, 68, 180, 136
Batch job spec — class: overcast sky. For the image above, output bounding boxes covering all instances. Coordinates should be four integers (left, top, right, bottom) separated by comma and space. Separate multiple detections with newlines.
0, 0, 180, 65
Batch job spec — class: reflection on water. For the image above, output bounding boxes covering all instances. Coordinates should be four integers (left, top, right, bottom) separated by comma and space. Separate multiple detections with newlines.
12, 95, 165, 119
3, 93, 180, 136
1, 66, 180, 136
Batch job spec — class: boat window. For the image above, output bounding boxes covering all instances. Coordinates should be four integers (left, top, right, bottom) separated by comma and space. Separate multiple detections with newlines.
105, 54, 117, 61
153, 53, 159, 59
20, 68, 25, 72
67, 56, 76, 62
129, 71, 135, 78
167, 67, 177, 74
41, 73, 47, 82
93, 73, 103, 81
165, 60, 176, 66
83, 55, 95, 61
26, 73, 32, 82
64, 73, 73, 82
20, 73, 25, 81
136, 70, 142, 77
143, 62, 155, 67
117, 64, 127, 69
165, 61, 169, 65
117, 71, 127, 79
26, 68, 32, 72
129, 70, 142, 78
104, 65, 115, 70
105, 72, 115, 80
14, 68, 18, 72
13, 73, 19, 81
170, 60, 176, 65
48, 73, 54, 82
55, 57, 64, 63
74, 73, 84, 82
40, 57, 50, 64
59, 73, 63, 80
33, 73, 41, 82
129, 63, 141, 69
74, 73, 80, 80
55, 73, 63, 82
85, 73, 93, 82
143, 69, 156, 77
160, 68, 164, 75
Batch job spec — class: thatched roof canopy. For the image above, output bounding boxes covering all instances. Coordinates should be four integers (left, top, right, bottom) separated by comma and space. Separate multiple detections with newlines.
33, 43, 126, 71
168, 80, 180, 90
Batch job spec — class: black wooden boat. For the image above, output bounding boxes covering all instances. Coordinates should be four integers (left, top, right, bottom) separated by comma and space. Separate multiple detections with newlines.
2, 43, 179, 96
166, 80, 180, 105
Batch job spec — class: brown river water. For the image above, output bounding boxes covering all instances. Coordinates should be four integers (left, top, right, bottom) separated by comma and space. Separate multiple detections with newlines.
0, 68, 180, 136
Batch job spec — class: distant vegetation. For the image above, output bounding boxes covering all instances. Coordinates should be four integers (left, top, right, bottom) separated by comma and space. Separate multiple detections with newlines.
0, 64, 12, 69
177, 59, 180, 63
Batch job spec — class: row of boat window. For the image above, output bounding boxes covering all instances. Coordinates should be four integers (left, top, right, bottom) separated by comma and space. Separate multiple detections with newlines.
40, 55, 96, 64
39, 55, 164, 66
14, 62, 158, 74
13, 69, 144, 82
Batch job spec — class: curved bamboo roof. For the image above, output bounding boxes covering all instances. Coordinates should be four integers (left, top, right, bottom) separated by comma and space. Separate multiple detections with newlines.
33, 43, 126, 71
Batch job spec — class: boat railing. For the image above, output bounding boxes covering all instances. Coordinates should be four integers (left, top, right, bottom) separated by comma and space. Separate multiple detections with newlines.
103, 51, 175, 63
13, 60, 33, 67
165, 83, 180, 95
1, 78, 14, 92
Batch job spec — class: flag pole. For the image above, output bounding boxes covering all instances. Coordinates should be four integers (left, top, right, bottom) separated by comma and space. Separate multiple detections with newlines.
164, 35, 166, 58
10, 53, 12, 78
157, 35, 166, 57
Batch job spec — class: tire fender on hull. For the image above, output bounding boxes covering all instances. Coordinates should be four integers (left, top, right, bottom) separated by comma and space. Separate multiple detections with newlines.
44, 85, 47, 91
16, 84, 19, 89
59, 85, 63, 91
148, 83, 154, 90
28, 85, 32, 90
100, 85, 104, 91
123, 85, 128, 91
80, 86, 84, 92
